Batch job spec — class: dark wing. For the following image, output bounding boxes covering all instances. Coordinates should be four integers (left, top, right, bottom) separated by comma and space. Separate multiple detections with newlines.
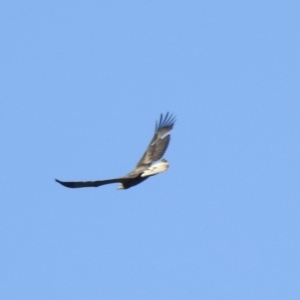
55, 177, 126, 188
135, 112, 176, 168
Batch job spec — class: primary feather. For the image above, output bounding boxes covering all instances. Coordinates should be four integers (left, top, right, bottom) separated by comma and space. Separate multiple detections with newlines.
55, 178, 125, 188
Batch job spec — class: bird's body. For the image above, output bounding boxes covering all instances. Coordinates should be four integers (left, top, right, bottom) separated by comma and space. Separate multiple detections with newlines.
55, 113, 175, 190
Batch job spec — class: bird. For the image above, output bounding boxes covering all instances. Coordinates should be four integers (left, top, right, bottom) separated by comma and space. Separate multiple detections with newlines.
55, 112, 176, 190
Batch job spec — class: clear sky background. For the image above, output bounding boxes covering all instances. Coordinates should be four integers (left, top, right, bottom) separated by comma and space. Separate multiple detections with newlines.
1, 1, 299, 299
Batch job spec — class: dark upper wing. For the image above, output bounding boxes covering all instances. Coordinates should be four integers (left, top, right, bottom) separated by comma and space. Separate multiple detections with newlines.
135, 112, 176, 168
55, 177, 126, 188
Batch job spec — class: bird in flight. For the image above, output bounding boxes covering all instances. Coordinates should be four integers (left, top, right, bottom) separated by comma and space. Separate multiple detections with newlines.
55, 112, 176, 190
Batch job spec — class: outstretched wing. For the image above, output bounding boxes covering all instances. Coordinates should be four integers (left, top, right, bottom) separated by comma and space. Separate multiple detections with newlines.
136, 112, 176, 168
55, 177, 127, 188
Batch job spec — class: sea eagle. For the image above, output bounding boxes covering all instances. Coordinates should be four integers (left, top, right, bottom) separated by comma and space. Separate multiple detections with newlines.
55, 112, 176, 190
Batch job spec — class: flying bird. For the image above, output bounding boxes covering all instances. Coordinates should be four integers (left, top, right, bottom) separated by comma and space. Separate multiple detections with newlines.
55, 112, 176, 190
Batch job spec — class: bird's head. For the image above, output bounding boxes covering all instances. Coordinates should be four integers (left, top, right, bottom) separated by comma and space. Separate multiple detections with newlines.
117, 183, 124, 190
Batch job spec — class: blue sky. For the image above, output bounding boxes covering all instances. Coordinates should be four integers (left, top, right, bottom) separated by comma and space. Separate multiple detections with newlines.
1, 1, 300, 299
